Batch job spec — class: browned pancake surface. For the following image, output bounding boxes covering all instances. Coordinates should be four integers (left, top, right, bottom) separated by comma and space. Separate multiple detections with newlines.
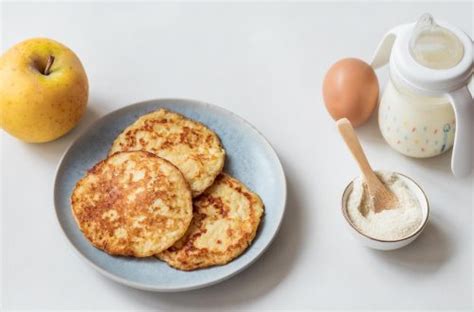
157, 173, 264, 270
71, 151, 193, 257
109, 109, 225, 197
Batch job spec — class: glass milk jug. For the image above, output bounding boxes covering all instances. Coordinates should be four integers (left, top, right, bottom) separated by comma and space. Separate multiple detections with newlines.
371, 14, 473, 177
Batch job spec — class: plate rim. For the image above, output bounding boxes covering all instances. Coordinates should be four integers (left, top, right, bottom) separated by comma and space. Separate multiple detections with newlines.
53, 98, 287, 292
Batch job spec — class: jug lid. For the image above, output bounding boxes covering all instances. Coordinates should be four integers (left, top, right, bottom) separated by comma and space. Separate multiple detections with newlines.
383, 14, 472, 95
409, 13, 465, 70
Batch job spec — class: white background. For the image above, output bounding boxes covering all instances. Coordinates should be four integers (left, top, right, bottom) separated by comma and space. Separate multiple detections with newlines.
1, 1, 472, 310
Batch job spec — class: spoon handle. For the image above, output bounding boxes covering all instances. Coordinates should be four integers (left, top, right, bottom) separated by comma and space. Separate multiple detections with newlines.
336, 118, 377, 181
336, 118, 398, 213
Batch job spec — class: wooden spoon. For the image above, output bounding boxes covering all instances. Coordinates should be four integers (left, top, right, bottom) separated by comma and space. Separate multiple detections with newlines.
336, 118, 398, 213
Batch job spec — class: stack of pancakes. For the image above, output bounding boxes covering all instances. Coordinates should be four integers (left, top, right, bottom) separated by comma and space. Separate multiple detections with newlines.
71, 109, 264, 270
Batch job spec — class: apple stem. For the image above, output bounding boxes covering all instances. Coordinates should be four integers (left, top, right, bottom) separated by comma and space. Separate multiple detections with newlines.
44, 55, 55, 75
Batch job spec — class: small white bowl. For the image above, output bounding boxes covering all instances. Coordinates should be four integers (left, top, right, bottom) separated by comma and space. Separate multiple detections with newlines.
341, 172, 430, 251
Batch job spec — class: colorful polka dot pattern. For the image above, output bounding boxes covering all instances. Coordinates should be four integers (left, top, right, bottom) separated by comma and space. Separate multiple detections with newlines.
379, 104, 455, 158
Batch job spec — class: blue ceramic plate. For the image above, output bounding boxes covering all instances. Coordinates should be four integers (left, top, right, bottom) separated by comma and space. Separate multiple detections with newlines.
54, 99, 286, 292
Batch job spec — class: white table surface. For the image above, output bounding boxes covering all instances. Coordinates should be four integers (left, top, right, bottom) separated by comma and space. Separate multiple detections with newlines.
1, 1, 472, 310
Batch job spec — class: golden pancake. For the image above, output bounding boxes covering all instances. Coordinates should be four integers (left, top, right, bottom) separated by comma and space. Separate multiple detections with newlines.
157, 173, 264, 270
109, 109, 225, 197
71, 151, 193, 257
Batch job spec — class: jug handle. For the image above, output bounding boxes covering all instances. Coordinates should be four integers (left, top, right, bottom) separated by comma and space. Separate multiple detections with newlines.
448, 86, 473, 177
370, 26, 404, 69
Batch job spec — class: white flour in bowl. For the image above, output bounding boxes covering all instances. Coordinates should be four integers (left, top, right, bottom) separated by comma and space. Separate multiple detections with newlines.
346, 171, 423, 241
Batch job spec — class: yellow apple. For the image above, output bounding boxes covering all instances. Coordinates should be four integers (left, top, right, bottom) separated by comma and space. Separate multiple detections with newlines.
0, 38, 88, 143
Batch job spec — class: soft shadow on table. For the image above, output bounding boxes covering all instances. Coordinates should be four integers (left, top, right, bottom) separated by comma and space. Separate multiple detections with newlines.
409, 149, 453, 175
101, 157, 306, 310
20, 104, 103, 165
369, 213, 452, 274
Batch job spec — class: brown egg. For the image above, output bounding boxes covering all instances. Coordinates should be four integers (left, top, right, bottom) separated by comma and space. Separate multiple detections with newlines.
322, 58, 379, 127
